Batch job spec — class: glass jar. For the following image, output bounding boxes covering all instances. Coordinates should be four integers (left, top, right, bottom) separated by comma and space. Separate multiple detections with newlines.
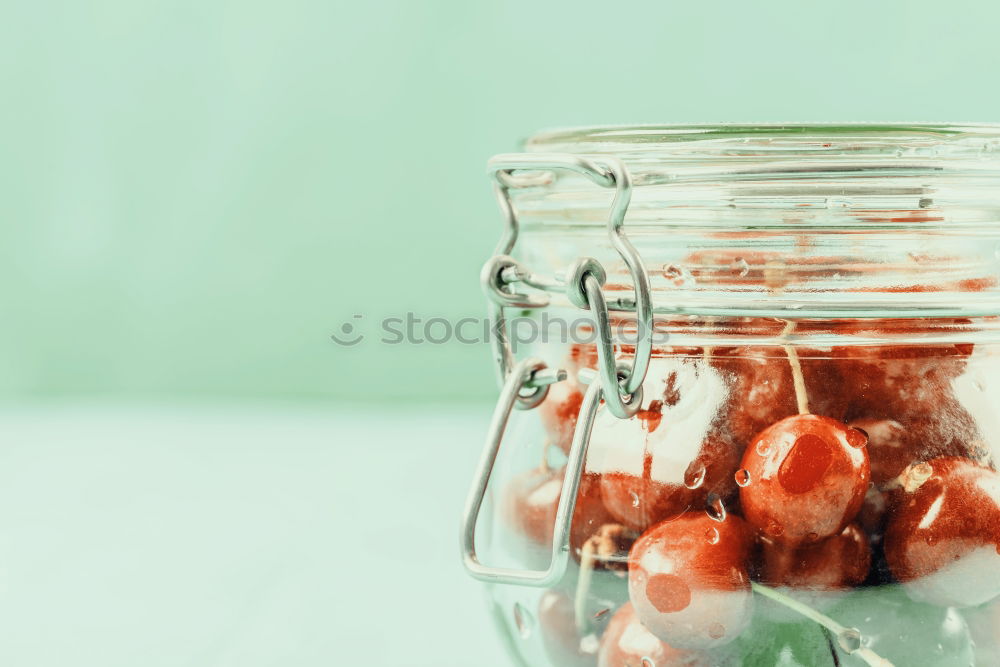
460, 124, 1000, 667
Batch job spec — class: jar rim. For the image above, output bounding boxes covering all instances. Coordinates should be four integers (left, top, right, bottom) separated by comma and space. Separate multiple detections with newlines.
526, 123, 1000, 156
521, 122, 1000, 197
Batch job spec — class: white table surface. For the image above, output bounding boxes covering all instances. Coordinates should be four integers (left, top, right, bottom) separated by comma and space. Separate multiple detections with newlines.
0, 402, 507, 667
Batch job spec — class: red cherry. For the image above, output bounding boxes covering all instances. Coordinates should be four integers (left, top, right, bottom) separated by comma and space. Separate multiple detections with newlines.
538, 343, 597, 454
885, 457, 1000, 607
756, 523, 871, 593
502, 467, 630, 568
710, 345, 849, 448
739, 414, 870, 545
627, 511, 753, 650
503, 466, 563, 546
837, 341, 985, 471
538, 590, 600, 667
711, 346, 797, 448
586, 356, 741, 533
538, 381, 585, 454
753, 523, 872, 624
597, 602, 715, 667
599, 431, 739, 534
847, 417, 909, 488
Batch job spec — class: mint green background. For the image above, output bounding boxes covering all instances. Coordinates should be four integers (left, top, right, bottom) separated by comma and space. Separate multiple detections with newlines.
0, 5, 996, 666
3, 0, 1000, 404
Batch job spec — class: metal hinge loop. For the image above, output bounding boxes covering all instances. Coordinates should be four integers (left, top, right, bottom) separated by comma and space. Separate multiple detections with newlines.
567, 257, 645, 418
481, 255, 559, 407
460, 358, 604, 587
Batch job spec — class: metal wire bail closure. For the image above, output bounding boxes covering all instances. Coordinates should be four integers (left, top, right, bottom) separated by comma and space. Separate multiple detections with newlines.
484, 153, 653, 420
481, 157, 600, 397
460, 360, 605, 587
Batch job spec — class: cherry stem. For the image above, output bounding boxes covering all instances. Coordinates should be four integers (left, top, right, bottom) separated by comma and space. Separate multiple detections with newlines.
781, 320, 810, 415
750, 583, 894, 667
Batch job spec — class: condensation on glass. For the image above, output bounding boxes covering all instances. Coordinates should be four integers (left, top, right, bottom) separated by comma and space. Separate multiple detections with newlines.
461, 125, 1000, 667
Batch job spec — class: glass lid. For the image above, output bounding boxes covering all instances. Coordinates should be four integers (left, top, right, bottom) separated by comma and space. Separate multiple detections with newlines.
505, 124, 1000, 319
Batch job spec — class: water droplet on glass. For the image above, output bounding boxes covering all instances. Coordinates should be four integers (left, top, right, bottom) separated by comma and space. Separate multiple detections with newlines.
640, 658, 656, 667
733, 257, 750, 277
788, 303, 803, 310
662, 264, 694, 287
708, 622, 726, 639
837, 628, 863, 653
513, 602, 533, 639
706, 493, 727, 522
735, 469, 751, 487
684, 463, 706, 490
630, 491, 640, 508
705, 526, 720, 544
756, 441, 772, 457
766, 520, 784, 537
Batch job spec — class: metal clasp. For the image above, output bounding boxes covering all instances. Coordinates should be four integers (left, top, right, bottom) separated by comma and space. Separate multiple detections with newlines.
460, 358, 604, 587
481, 255, 561, 409
483, 153, 653, 420
463, 150, 654, 586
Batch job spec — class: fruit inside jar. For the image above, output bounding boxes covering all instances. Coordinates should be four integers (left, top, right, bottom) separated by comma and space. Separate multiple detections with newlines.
472, 123, 1000, 667
498, 313, 1000, 667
